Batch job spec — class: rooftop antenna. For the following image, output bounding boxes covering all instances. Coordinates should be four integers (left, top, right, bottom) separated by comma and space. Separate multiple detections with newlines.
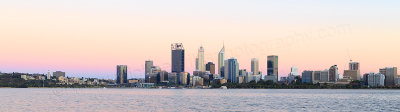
347, 48, 352, 62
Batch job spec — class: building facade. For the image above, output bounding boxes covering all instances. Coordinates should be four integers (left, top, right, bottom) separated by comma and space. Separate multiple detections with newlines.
53, 71, 65, 78
197, 46, 205, 71
267, 55, 278, 81
225, 58, 239, 83
171, 43, 185, 73
379, 67, 398, 86
218, 44, 225, 76
329, 65, 339, 82
251, 58, 259, 75
368, 72, 385, 87
302, 70, 314, 84
116, 65, 128, 84
206, 62, 215, 74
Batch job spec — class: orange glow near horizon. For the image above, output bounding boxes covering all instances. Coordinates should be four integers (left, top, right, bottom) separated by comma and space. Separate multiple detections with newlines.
1, 1, 399, 79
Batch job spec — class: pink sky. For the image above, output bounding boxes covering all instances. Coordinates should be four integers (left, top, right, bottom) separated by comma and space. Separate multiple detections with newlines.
0, 1, 399, 79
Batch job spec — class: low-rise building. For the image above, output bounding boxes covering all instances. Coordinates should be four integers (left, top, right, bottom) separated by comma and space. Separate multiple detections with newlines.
264, 75, 277, 83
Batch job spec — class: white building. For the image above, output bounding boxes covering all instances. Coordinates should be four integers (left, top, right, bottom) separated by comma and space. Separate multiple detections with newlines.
368, 72, 385, 87
289, 66, 300, 76
197, 46, 205, 71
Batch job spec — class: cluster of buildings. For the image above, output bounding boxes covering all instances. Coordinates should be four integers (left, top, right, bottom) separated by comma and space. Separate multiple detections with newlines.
20, 71, 109, 86
114, 43, 280, 88
300, 61, 399, 87
112, 43, 399, 88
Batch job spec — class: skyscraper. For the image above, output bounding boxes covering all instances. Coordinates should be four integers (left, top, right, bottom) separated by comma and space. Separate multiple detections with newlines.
224, 58, 239, 83
116, 65, 128, 84
171, 43, 185, 73
206, 62, 215, 74
349, 61, 359, 70
344, 61, 360, 81
251, 58, 259, 75
145, 60, 153, 82
218, 44, 225, 75
197, 46, 205, 71
379, 67, 398, 86
267, 55, 278, 81
329, 65, 339, 82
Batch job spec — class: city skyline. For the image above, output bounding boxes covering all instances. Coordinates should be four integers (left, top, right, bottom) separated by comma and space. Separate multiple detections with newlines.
1, 1, 400, 79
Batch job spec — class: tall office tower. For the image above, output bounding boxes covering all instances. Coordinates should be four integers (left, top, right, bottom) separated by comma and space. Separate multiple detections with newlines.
349, 61, 360, 70
379, 67, 398, 86
116, 65, 128, 84
267, 55, 279, 81
329, 65, 339, 82
206, 62, 215, 74
344, 61, 361, 81
195, 58, 199, 70
251, 58, 259, 75
47, 70, 51, 79
289, 66, 300, 76
224, 58, 239, 83
368, 72, 385, 87
171, 43, 185, 73
197, 46, 205, 71
145, 60, 153, 82
218, 44, 225, 75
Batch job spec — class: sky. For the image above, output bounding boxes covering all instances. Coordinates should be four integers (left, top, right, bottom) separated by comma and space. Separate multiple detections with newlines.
0, 0, 399, 79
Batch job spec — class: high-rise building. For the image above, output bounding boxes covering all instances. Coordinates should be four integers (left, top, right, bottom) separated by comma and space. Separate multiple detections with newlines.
148, 66, 161, 83
251, 58, 259, 75
302, 70, 314, 84
157, 71, 169, 84
224, 58, 239, 83
197, 46, 205, 71
116, 65, 128, 84
289, 66, 300, 76
349, 61, 359, 70
313, 71, 321, 83
145, 60, 153, 75
53, 71, 65, 78
379, 67, 398, 86
267, 55, 278, 81
344, 61, 360, 81
195, 58, 199, 70
329, 65, 339, 82
218, 44, 225, 75
320, 70, 330, 82
171, 43, 185, 73
368, 72, 385, 87
145, 60, 153, 82
47, 70, 51, 79
206, 62, 215, 74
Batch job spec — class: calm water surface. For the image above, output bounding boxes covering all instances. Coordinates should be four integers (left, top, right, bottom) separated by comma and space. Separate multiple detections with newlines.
0, 88, 399, 112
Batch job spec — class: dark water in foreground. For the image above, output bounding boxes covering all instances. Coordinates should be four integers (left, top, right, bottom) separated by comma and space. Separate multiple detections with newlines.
0, 88, 399, 112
